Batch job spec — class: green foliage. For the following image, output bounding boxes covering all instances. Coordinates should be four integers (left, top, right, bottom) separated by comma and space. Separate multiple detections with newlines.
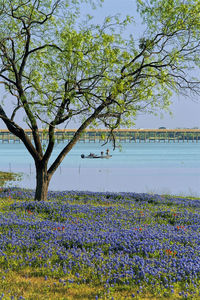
1, 0, 199, 134
0, 0, 200, 198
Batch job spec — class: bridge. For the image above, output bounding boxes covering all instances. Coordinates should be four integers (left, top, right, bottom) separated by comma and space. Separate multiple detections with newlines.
0, 129, 199, 143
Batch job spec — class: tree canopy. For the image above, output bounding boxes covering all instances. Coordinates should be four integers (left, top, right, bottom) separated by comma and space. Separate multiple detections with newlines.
0, 0, 200, 200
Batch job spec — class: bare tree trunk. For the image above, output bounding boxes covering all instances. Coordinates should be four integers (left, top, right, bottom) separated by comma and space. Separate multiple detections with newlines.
35, 162, 50, 201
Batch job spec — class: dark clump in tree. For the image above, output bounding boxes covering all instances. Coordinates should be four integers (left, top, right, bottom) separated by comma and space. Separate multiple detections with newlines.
0, 0, 200, 200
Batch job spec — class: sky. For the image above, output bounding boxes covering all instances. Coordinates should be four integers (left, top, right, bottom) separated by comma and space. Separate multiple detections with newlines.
0, 0, 200, 129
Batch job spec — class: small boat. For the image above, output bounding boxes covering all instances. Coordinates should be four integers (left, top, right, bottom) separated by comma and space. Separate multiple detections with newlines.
81, 153, 112, 159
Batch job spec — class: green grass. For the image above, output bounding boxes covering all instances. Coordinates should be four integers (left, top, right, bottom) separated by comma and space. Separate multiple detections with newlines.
0, 268, 190, 300
0, 268, 197, 299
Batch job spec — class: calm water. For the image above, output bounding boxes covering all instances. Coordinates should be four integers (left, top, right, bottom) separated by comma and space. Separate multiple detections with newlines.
0, 141, 199, 196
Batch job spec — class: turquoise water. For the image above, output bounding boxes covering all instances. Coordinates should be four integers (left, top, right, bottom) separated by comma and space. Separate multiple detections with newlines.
0, 141, 199, 196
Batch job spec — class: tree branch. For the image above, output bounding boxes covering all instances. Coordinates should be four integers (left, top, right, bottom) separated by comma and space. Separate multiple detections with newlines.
47, 99, 111, 177
0, 104, 41, 160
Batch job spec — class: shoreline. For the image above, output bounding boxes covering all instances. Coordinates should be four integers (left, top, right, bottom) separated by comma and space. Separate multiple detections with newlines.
1, 186, 200, 201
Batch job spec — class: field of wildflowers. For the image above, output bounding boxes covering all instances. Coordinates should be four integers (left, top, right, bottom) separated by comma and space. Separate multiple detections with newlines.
0, 188, 200, 299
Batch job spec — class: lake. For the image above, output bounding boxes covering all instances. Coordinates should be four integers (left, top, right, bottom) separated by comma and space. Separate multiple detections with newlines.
0, 141, 199, 196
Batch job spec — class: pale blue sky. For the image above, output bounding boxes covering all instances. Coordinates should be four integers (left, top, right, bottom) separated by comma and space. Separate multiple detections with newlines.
0, 0, 199, 129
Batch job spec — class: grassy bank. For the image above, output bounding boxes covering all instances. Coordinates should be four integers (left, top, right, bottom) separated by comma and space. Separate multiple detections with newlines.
0, 171, 22, 189
0, 188, 200, 299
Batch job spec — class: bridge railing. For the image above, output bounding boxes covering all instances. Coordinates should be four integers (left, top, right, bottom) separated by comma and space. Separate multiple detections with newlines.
0, 129, 199, 143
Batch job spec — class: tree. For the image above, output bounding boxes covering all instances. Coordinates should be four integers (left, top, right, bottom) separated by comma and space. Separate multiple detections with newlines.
0, 0, 200, 200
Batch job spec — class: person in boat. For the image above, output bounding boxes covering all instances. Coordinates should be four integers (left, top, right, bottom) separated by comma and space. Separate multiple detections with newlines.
89, 153, 95, 157
106, 149, 109, 156
101, 151, 104, 156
